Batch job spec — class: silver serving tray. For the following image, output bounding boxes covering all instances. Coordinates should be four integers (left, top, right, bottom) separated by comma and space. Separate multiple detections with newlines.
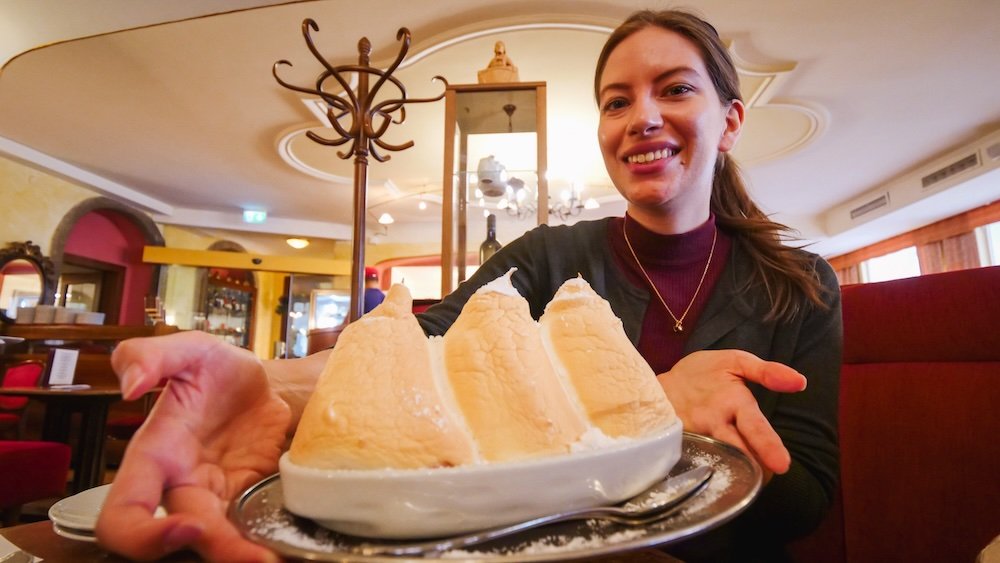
230, 433, 761, 562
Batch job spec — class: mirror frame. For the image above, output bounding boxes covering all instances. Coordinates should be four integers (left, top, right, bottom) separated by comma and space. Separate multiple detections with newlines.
0, 240, 57, 324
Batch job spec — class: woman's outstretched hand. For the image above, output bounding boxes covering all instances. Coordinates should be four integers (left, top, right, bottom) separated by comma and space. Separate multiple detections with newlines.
95, 331, 291, 562
657, 349, 807, 476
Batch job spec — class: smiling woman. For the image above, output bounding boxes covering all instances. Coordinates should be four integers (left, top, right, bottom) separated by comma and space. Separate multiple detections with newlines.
78, 9, 845, 563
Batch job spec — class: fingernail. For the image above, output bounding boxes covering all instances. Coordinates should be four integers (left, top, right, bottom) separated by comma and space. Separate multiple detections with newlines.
163, 522, 202, 552
260, 551, 281, 563
122, 366, 144, 399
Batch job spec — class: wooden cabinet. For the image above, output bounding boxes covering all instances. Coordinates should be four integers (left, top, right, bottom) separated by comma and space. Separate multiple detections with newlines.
1, 323, 178, 343
440, 82, 548, 295
0, 323, 179, 388
202, 276, 254, 349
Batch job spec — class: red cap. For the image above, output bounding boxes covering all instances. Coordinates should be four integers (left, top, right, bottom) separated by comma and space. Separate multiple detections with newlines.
365, 266, 379, 280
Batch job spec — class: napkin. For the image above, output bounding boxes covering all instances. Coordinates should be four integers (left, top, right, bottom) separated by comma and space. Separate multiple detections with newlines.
0, 534, 40, 562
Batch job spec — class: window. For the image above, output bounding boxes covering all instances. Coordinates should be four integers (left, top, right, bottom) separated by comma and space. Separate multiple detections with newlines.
978, 221, 1000, 266
862, 246, 921, 283
388, 266, 480, 300
388, 266, 441, 300
828, 200, 1000, 285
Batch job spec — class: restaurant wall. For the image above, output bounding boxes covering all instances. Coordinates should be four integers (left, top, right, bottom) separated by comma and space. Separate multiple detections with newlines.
159, 225, 285, 359
2, 154, 444, 356
159, 224, 217, 250
64, 210, 155, 325
257, 271, 283, 358
367, 241, 441, 266
0, 154, 95, 253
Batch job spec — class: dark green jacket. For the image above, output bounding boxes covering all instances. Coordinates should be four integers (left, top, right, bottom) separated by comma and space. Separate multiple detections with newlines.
418, 218, 842, 556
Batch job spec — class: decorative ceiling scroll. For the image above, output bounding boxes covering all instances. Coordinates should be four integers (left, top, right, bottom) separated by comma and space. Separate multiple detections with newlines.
275, 22, 826, 225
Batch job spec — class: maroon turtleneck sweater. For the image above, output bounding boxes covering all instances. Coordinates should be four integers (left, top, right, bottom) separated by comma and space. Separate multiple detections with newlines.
607, 214, 732, 374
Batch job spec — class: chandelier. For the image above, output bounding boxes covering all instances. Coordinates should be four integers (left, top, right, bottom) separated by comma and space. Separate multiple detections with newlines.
485, 179, 599, 220
548, 184, 601, 220
473, 160, 599, 221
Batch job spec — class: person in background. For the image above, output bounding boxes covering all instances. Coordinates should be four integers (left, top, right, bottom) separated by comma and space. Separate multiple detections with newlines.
363, 266, 385, 314
96, 9, 840, 563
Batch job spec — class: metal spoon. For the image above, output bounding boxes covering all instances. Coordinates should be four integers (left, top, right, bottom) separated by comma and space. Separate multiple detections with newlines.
357, 464, 713, 556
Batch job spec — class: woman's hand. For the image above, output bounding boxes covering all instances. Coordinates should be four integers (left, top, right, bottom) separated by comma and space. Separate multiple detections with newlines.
95, 331, 290, 562
657, 349, 806, 476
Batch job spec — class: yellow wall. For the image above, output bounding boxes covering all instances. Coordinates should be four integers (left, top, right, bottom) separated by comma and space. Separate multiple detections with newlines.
0, 154, 97, 254
160, 224, 219, 250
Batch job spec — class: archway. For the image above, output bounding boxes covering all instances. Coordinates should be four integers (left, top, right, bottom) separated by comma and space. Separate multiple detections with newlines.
50, 198, 165, 325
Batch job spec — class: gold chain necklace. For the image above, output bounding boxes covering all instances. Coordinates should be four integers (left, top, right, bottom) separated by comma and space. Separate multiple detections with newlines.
622, 216, 718, 333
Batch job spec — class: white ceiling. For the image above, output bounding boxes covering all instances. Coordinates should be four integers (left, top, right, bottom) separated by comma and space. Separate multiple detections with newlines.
1, 0, 999, 260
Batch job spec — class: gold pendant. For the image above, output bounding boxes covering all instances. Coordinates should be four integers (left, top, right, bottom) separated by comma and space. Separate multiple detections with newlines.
673, 321, 683, 333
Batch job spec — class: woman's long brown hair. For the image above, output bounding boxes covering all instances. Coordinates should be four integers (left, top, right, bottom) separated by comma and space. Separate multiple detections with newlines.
595, 9, 829, 321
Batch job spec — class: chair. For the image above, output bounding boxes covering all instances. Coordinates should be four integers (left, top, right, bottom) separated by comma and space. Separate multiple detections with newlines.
104, 390, 160, 468
0, 360, 45, 439
307, 323, 347, 355
0, 440, 71, 526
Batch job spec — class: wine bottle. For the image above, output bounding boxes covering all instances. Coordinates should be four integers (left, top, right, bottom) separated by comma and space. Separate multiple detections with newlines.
479, 213, 502, 264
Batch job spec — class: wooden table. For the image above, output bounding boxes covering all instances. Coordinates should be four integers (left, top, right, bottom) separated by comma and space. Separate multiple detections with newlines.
0, 520, 683, 562
0, 521, 196, 562
0, 386, 122, 492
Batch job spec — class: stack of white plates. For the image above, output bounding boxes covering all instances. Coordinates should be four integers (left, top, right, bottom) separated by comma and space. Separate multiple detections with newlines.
48, 485, 107, 542
48, 484, 166, 542
73, 312, 105, 325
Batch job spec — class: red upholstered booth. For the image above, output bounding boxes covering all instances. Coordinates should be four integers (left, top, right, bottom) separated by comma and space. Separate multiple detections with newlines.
790, 266, 1000, 562
0, 440, 71, 526
0, 360, 45, 439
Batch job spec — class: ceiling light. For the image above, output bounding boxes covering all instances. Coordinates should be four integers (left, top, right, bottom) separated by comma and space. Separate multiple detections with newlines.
286, 237, 309, 249
418, 200, 427, 210
584, 198, 600, 210
378, 213, 395, 224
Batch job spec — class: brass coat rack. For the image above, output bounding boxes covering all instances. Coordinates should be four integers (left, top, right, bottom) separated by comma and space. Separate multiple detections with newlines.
274, 20, 447, 322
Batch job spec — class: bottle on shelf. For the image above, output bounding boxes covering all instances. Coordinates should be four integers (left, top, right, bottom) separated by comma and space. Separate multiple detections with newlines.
479, 213, 502, 264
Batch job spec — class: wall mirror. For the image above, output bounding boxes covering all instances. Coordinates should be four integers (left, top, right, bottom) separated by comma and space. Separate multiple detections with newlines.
0, 241, 57, 324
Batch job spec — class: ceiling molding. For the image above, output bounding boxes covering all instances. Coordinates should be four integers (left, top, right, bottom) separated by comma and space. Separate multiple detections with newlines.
275, 124, 354, 184
398, 19, 615, 70
727, 40, 826, 166
151, 206, 355, 240
0, 135, 174, 215
736, 100, 827, 166
0, 1, 319, 72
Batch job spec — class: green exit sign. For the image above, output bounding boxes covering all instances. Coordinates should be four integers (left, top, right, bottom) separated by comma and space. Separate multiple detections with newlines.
243, 210, 267, 224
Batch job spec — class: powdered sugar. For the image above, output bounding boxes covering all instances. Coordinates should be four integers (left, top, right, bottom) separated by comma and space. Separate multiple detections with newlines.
442, 524, 647, 558
624, 455, 730, 515
475, 267, 521, 297
678, 453, 733, 516
250, 510, 341, 552
569, 426, 629, 452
